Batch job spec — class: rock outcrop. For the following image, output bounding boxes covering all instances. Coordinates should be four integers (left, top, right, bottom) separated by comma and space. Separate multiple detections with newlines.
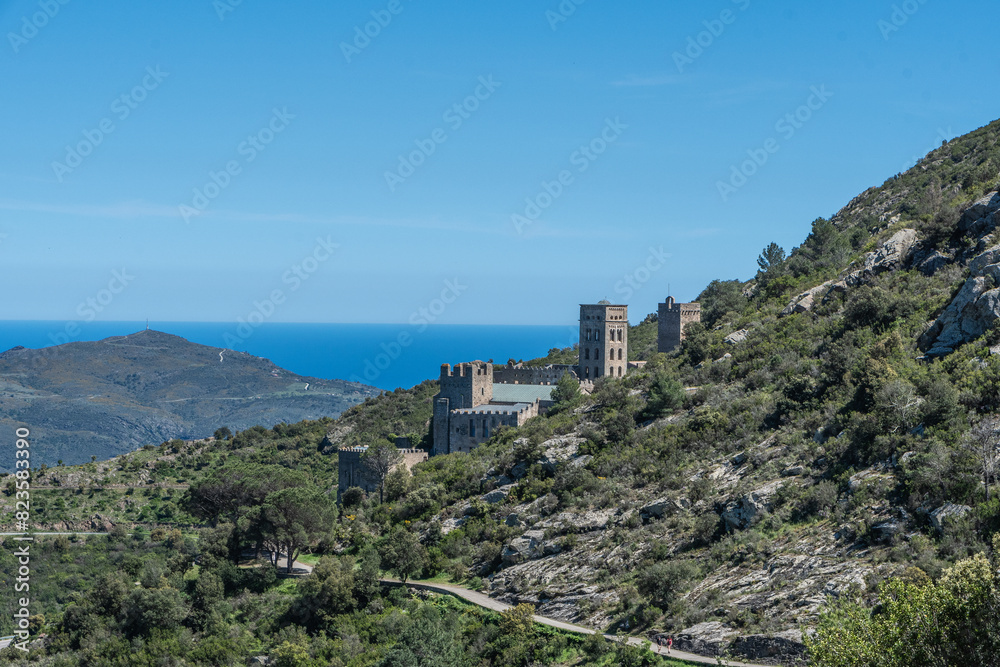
919, 193, 1000, 354
721, 480, 784, 531
782, 229, 919, 317
929, 503, 972, 533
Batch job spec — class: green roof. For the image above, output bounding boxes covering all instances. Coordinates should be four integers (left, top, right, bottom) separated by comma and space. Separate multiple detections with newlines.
491, 384, 554, 404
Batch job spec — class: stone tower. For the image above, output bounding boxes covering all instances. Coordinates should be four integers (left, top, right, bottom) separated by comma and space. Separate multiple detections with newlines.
578, 301, 628, 381
658, 296, 701, 353
432, 361, 493, 456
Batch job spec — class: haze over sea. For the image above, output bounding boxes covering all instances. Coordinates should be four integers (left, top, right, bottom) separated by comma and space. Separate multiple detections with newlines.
0, 322, 580, 392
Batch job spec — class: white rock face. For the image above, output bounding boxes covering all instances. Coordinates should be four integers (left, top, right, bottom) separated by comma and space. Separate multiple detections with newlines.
724, 329, 751, 345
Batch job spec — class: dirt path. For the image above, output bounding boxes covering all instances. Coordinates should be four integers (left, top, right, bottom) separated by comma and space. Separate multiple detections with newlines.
382, 579, 770, 667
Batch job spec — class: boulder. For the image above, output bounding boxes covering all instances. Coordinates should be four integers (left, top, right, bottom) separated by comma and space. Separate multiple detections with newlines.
958, 192, 1000, 234
871, 520, 904, 543
721, 481, 783, 531
914, 249, 951, 276
673, 621, 736, 657
782, 281, 834, 316
441, 516, 466, 535
864, 228, 919, 273
724, 329, 750, 345
501, 530, 546, 566
920, 272, 1000, 353
537, 436, 584, 473
781, 466, 806, 477
836, 229, 920, 290
483, 485, 515, 505
640, 498, 688, 521
929, 503, 972, 533
920, 198, 1000, 353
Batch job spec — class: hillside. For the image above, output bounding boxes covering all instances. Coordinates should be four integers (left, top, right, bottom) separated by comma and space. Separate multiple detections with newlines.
6, 119, 1000, 665
0, 330, 378, 468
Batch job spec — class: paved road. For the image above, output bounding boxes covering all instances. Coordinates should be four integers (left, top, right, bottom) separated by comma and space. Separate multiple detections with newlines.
382, 579, 770, 667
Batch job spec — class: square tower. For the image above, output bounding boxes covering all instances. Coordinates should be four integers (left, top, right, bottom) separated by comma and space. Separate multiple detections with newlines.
579, 301, 628, 381
658, 296, 701, 353
432, 361, 493, 456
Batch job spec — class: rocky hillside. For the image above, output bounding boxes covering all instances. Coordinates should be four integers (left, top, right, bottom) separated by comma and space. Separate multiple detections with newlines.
336, 119, 1000, 665
0, 330, 378, 468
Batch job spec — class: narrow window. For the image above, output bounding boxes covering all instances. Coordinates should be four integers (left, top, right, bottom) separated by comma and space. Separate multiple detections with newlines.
595, 367, 601, 378
618, 366, 623, 377
470, 419, 475, 438
585, 348, 590, 360
618, 349, 623, 360
483, 421, 489, 438
595, 349, 600, 360
596, 331, 601, 341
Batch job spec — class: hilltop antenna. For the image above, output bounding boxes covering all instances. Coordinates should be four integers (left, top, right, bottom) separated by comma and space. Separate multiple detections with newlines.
146, 318, 149, 331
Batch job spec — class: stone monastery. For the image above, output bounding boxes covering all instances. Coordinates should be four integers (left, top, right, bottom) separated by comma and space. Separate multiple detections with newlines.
338, 297, 699, 497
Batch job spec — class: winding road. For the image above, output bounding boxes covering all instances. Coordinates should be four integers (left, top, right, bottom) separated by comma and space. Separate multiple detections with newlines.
244, 554, 772, 666
380, 578, 770, 667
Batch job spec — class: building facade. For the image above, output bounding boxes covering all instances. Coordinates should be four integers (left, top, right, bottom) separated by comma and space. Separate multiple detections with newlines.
432, 361, 555, 456
578, 301, 628, 380
658, 296, 701, 353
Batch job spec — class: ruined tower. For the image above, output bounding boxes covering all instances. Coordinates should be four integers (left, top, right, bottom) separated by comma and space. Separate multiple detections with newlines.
432, 361, 493, 456
658, 296, 701, 353
578, 301, 628, 381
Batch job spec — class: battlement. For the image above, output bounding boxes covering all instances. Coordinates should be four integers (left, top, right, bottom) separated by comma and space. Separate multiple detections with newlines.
440, 361, 492, 379
452, 403, 535, 417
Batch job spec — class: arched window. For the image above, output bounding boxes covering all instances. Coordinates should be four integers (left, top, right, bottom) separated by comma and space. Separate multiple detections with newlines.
595, 349, 600, 360
595, 367, 601, 378
585, 348, 590, 360
618, 349, 623, 360
596, 331, 601, 341
618, 366, 623, 377
585, 366, 590, 378
470, 419, 476, 437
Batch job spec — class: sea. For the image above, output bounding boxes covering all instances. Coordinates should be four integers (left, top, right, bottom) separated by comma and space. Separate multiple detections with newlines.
0, 321, 581, 391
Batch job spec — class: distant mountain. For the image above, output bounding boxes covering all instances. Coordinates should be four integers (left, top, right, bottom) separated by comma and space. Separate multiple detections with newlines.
0, 330, 379, 468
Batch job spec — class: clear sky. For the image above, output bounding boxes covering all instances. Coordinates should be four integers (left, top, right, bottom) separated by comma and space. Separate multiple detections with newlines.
1, 0, 995, 325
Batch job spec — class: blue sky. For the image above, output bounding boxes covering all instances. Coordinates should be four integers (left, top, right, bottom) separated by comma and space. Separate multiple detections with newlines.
1, 0, 995, 325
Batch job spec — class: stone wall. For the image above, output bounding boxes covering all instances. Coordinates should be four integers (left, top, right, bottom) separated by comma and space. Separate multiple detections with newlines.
493, 363, 578, 385
432, 361, 493, 456
447, 401, 540, 454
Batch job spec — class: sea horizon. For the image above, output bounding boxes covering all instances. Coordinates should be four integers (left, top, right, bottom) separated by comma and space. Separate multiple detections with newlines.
0, 320, 581, 392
